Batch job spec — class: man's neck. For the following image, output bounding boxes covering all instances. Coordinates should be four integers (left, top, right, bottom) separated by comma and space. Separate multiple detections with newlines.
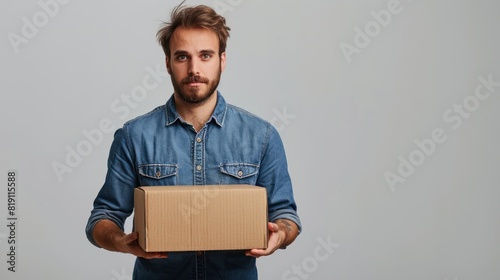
174, 92, 217, 133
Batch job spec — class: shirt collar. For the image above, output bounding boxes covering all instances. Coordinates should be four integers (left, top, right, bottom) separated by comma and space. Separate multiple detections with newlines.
165, 91, 227, 127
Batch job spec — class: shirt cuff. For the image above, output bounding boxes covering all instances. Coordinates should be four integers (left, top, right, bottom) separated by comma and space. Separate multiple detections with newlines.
269, 209, 302, 234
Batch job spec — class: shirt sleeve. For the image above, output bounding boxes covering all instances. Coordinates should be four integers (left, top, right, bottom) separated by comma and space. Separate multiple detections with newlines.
257, 124, 302, 233
85, 127, 137, 248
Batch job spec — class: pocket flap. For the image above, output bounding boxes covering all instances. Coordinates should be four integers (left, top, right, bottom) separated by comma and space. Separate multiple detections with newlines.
139, 164, 177, 179
219, 163, 259, 179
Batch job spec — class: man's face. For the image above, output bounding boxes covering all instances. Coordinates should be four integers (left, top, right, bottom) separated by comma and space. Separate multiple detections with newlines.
166, 27, 226, 105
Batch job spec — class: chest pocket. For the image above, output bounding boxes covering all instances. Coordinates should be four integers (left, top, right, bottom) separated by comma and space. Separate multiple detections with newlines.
138, 163, 178, 186
219, 163, 259, 185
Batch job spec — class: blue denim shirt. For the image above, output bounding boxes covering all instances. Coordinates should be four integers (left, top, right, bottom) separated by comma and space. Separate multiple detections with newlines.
86, 92, 301, 280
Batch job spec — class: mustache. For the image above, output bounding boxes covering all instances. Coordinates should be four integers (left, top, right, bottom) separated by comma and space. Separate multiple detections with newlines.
182, 75, 209, 84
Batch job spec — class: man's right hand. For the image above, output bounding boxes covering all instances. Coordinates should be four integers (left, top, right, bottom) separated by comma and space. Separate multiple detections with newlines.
93, 219, 168, 259
115, 231, 168, 259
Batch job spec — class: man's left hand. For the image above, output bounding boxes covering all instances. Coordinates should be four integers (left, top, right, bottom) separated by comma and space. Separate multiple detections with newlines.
245, 219, 298, 258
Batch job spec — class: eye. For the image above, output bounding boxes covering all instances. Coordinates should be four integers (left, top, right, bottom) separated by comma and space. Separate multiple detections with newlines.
177, 55, 188, 61
201, 53, 212, 60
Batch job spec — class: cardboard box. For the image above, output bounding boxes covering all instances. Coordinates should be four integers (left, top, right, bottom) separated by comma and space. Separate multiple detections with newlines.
134, 184, 268, 252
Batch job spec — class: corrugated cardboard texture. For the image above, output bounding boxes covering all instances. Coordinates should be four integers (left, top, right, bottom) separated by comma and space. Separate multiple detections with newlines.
134, 185, 268, 252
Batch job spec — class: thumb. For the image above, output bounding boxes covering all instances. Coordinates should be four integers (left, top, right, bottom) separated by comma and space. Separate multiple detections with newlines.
268, 222, 279, 232
123, 232, 139, 245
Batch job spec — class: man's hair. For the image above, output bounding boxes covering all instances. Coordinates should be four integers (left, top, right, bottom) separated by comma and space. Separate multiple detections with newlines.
157, 2, 231, 58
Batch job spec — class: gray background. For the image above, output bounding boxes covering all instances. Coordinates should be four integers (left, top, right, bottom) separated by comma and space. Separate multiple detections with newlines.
1, 0, 499, 279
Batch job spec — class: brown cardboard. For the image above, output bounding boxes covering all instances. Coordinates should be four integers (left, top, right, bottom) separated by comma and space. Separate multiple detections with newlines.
134, 184, 268, 252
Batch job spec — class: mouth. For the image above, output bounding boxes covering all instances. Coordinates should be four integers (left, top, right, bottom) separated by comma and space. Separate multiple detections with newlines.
186, 82, 203, 86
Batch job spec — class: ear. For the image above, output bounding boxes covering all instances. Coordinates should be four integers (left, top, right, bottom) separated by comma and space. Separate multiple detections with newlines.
220, 52, 226, 73
165, 56, 172, 75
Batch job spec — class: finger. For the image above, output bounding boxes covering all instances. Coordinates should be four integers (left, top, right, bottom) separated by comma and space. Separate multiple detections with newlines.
142, 252, 168, 259
153, 252, 168, 258
245, 250, 261, 258
246, 248, 271, 258
132, 245, 168, 259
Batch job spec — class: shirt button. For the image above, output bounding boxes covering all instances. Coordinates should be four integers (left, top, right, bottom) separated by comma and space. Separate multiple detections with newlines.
237, 170, 243, 177
196, 165, 202, 171
156, 171, 161, 178
197, 251, 202, 256
196, 137, 202, 143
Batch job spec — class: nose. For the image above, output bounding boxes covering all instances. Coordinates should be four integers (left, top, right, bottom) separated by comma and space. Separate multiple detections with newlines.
188, 58, 199, 76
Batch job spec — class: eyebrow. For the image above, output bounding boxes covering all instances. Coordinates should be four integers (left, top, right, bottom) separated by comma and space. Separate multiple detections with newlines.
200, 49, 216, 54
173, 49, 216, 56
173, 50, 189, 56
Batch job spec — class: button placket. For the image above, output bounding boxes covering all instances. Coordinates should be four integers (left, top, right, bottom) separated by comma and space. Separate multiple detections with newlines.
193, 129, 205, 185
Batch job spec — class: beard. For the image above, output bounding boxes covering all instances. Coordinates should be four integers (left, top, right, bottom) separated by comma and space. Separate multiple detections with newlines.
171, 66, 221, 105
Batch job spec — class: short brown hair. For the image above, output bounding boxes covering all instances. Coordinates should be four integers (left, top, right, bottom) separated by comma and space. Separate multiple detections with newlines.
157, 2, 231, 58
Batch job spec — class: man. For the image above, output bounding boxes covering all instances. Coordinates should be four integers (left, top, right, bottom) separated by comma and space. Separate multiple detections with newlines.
85, 3, 301, 279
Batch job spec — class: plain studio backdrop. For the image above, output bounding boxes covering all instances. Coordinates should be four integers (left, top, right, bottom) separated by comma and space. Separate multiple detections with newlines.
1, 0, 499, 279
